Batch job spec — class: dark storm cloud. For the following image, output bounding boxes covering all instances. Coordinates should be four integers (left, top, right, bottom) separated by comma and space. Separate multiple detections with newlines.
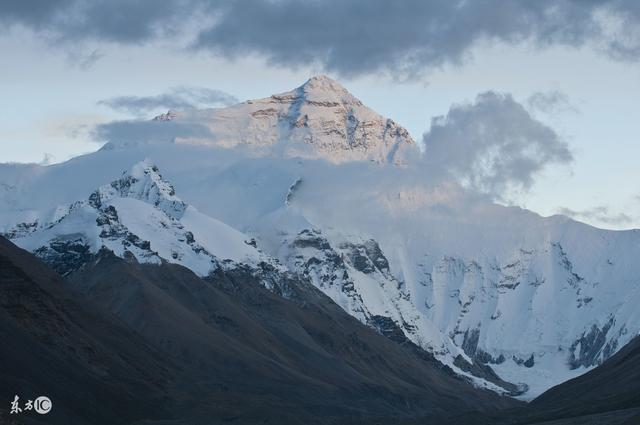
192, 0, 603, 77
2, 1, 640, 77
0, 0, 74, 27
557, 206, 633, 226
422, 92, 573, 200
0, 0, 200, 44
98, 87, 238, 117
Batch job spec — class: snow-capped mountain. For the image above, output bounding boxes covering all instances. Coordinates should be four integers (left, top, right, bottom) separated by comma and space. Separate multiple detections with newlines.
8, 160, 270, 277
143, 75, 418, 164
2, 76, 640, 399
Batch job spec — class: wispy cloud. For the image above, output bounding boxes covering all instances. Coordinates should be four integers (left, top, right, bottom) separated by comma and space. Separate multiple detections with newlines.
526, 90, 579, 115
91, 119, 214, 148
557, 205, 634, 226
66, 49, 104, 70
98, 87, 238, 117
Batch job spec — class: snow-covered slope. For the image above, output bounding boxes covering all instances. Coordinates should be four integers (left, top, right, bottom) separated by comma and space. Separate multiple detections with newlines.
275, 172, 640, 397
8, 160, 269, 277
2, 76, 640, 399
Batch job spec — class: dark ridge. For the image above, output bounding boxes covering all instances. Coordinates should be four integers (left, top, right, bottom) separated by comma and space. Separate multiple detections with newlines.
525, 333, 640, 423
0, 236, 172, 425
65, 249, 519, 424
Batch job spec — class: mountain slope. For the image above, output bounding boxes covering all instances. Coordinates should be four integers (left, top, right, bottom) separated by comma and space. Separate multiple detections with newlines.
440, 335, 640, 425
4, 159, 517, 393
8, 159, 270, 277
525, 334, 640, 423
0, 236, 520, 424
0, 236, 172, 425
68, 249, 520, 423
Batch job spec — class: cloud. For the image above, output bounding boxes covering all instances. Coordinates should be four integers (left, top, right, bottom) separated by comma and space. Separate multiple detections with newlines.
98, 87, 238, 117
557, 206, 634, 226
0, 0, 201, 44
66, 49, 104, 69
526, 90, 579, 115
421, 91, 573, 201
92, 119, 213, 148
3, 1, 640, 77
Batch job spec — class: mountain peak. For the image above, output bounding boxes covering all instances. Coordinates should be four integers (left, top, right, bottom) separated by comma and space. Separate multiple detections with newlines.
91, 159, 187, 220
165, 77, 418, 164
116, 77, 417, 165
304, 74, 339, 85
152, 110, 178, 121
300, 75, 349, 93
9, 161, 270, 276
288, 75, 361, 107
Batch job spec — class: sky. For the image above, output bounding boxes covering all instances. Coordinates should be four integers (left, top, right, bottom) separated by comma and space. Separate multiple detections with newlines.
1, 0, 640, 230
